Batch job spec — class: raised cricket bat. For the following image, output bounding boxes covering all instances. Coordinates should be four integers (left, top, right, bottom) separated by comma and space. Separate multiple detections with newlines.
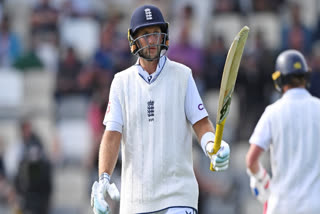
209, 26, 250, 171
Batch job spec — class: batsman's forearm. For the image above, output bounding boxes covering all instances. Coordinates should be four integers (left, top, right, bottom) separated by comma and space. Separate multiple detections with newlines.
246, 144, 264, 174
98, 130, 121, 176
193, 117, 215, 144
247, 160, 260, 174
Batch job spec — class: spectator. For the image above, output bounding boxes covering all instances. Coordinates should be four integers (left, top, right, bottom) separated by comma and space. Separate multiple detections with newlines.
234, 31, 275, 140
0, 0, 3, 20
0, 144, 4, 179
168, 19, 205, 94
251, 30, 276, 104
170, 4, 206, 48
30, 0, 59, 43
0, 138, 16, 214
13, 37, 44, 71
313, 15, 320, 43
308, 44, 320, 98
203, 35, 227, 90
0, 14, 21, 67
92, 21, 116, 75
105, 14, 133, 73
0, 139, 8, 203
78, 21, 117, 97
60, 0, 95, 18
252, 0, 284, 12
54, 46, 85, 101
237, 52, 265, 139
14, 119, 52, 214
213, 0, 238, 14
280, 2, 312, 55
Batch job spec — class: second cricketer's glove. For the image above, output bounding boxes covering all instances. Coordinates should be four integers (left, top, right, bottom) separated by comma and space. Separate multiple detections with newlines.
206, 140, 230, 171
91, 173, 120, 214
247, 165, 270, 204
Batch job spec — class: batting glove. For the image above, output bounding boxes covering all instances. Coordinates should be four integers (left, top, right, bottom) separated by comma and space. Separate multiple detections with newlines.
206, 140, 230, 171
91, 173, 120, 214
247, 165, 270, 204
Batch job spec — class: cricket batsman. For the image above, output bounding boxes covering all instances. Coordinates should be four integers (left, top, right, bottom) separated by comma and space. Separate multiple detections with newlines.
90, 4, 230, 214
246, 49, 320, 214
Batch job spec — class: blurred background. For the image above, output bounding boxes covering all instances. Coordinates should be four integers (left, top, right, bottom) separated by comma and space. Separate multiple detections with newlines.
0, 0, 319, 213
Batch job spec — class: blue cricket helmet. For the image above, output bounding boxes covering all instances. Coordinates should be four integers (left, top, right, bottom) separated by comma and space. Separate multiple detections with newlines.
129, 5, 168, 35
128, 5, 169, 58
272, 49, 309, 92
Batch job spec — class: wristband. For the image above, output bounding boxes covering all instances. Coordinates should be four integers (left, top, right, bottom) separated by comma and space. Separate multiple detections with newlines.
99, 172, 111, 182
201, 132, 215, 155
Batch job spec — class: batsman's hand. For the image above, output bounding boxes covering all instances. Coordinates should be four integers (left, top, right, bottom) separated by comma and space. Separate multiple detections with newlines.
91, 173, 120, 214
247, 166, 270, 204
206, 140, 230, 171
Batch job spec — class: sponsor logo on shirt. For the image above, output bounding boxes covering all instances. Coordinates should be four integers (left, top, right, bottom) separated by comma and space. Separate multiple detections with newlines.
198, 103, 204, 111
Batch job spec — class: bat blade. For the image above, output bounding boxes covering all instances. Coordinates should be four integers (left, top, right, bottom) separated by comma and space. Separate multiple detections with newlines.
209, 26, 250, 171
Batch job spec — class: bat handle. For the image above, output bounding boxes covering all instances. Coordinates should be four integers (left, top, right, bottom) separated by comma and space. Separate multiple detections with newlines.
209, 120, 226, 171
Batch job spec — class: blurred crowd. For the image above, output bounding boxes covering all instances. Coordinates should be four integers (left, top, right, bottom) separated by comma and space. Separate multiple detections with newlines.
0, 0, 320, 214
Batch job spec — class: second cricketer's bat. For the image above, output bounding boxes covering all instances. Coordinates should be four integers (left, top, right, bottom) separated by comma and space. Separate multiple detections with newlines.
209, 26, 250, 171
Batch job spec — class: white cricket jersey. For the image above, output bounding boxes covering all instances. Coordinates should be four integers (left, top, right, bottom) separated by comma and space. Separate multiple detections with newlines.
249, 88, 320, 214
104, 56, 208, 132
104, 58, 207, 213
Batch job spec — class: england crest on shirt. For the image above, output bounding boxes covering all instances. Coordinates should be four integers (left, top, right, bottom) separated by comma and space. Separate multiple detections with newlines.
147, 100, 154, 122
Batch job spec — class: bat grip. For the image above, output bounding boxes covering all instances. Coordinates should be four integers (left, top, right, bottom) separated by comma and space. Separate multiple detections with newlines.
213, 122, 225, 153
209, 120, 226, 171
